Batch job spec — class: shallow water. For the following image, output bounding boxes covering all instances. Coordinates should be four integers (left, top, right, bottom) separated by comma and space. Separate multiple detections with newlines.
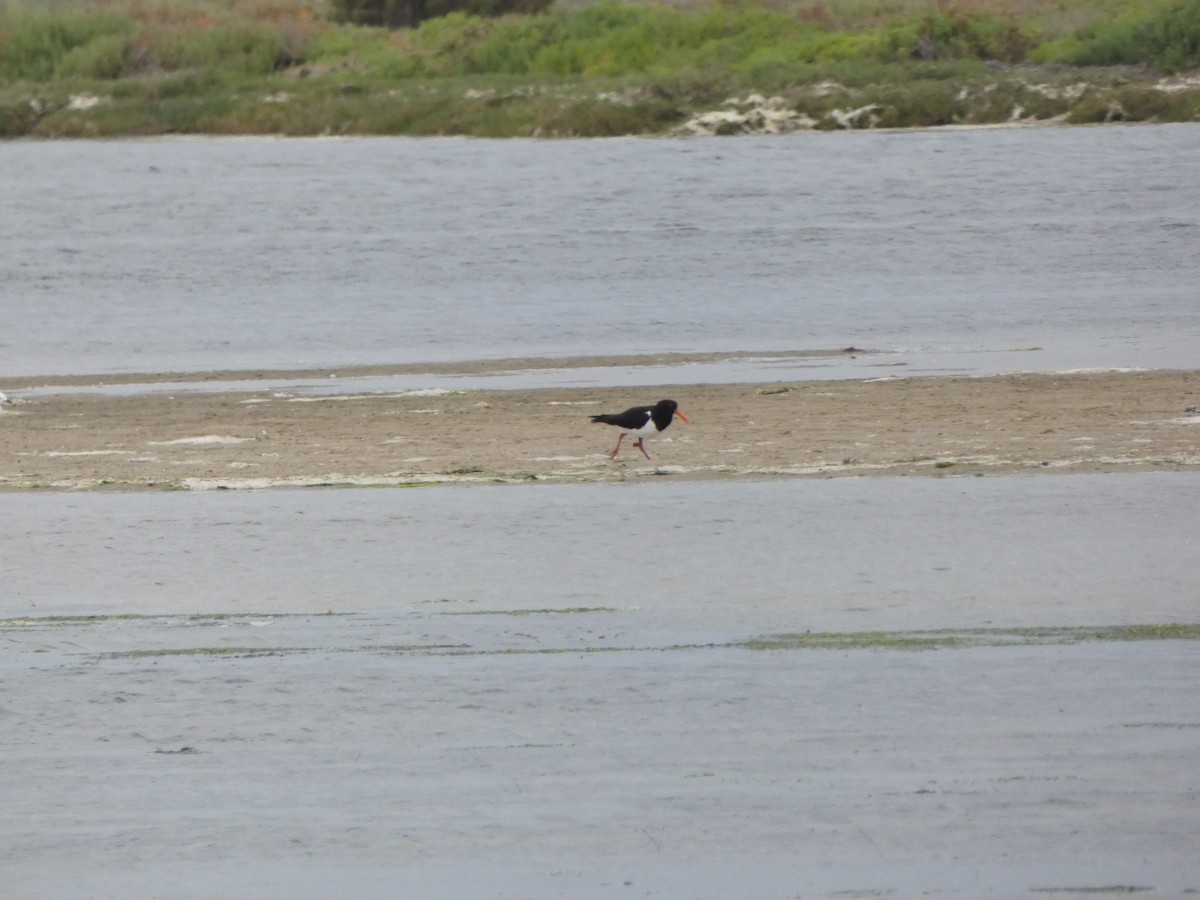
13, 344, 1177, 398
3, 125, 1199, 378
5, 473, 1197, 637
5, 474, 1199, 900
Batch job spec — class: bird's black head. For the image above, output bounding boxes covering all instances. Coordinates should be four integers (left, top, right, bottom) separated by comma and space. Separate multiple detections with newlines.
651, 399, 689, 430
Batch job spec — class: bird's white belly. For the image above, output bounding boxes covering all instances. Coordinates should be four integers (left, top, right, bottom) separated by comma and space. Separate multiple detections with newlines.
626, 420, 658, 438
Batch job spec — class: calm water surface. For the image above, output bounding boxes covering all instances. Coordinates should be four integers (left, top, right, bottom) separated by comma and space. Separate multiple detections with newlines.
5, 474, 1197, 633
2, 125, 1198, 378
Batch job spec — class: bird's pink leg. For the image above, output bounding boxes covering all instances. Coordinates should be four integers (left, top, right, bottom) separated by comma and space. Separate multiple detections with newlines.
609, 433, 624, 459
636, 439, 651, 460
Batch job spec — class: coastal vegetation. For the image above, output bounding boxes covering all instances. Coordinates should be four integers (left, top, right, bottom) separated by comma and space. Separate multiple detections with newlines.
1, 0, 1198, 137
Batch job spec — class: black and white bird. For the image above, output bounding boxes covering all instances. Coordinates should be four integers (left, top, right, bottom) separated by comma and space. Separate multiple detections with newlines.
590, 399, 689, 460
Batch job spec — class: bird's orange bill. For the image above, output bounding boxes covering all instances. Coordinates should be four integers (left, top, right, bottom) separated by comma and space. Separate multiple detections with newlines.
675, 410, 690, 423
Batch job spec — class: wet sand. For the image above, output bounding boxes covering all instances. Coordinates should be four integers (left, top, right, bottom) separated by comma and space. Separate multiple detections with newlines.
2, 366, 1198, 490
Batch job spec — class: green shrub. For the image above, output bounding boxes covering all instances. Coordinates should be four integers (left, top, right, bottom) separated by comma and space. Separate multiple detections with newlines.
412, 11, 490, 68
54, 32, 131, 79
961, 81, 1071, 123
866, 80, 965, 127
329, 0, 420, 28
431, 0, 553, 19
643, 62, 738, 106
146, 23, 296, 74
466, 15, 560, 74
443, 2, 822, 79
306, 23, 412, 72
1068, 83, 1200, 123
1065, 88, 1124, 123
1144, 0, 1200, 71
329, 0, 550, 30
0, 11, 132, 81
0, 96, 40, 135
875, 5, 1036, 64
145, 69, 222, 99
1040, 0, 1200, 72
531, 95, 682, 136
525, 4, 690, 77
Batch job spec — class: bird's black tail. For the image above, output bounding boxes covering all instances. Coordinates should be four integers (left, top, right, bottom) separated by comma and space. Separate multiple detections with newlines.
590, 414, 617, 425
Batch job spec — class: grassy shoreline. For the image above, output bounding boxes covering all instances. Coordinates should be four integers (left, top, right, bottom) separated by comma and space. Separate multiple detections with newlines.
3, 0, 1199, 137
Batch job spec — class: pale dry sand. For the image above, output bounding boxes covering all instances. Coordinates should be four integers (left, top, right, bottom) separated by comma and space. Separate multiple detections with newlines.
1, 365, 1198, 490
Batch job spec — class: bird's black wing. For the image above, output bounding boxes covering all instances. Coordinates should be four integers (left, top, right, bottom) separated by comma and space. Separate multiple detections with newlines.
590, 406, 653, 429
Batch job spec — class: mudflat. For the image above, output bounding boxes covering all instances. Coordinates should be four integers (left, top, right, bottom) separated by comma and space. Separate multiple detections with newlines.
2, 364, 1197, 490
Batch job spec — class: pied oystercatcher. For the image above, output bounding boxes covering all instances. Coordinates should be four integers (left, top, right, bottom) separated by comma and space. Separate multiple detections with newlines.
590, 399, 689, 460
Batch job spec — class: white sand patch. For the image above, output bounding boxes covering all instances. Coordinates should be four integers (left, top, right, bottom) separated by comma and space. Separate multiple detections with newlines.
66, 92, 103, 110
676, 95, 818, 135
176, 473, 475, 490
1034, 453, 1200, 468
287, 389, 454, 403
148, 435, 250, 446
42, 450, 134, 457
1057, 367, 1150, 375
1156, 73, 1200, 92
1169, 415, 1200, 425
